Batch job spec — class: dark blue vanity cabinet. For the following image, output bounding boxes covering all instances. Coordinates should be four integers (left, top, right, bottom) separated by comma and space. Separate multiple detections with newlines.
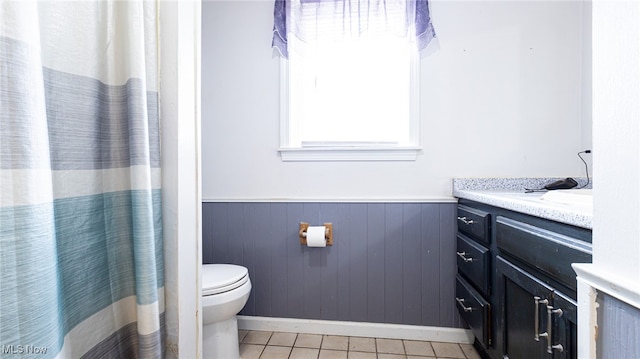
455, 199, 592, 359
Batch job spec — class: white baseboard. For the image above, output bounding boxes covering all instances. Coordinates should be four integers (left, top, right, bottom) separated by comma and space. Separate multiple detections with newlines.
237, 316, 474, 344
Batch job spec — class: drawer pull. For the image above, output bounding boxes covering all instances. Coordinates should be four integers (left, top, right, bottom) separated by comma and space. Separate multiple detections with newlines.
457, 216, 475, 225
534, 296, 549, 341
551, 344, 564, 353
546, 305, 564, 353
455, 297, 473, 312
456, 251, 474, 262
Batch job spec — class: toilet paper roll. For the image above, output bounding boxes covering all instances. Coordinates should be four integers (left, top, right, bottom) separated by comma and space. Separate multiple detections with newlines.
306, 226, 326, 247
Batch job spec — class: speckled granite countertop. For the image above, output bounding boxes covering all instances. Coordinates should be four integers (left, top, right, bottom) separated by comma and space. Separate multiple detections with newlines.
453, 178, 593, 229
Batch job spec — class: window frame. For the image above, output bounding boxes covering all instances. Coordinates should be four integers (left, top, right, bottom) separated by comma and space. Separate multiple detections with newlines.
277, 50, 422, 162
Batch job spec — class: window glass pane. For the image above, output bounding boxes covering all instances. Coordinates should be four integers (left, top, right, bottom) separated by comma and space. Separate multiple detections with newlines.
289, 34, 411, 146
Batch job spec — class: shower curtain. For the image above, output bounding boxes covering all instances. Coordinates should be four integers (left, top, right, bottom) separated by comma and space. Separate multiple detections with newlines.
0, 1, 164, 358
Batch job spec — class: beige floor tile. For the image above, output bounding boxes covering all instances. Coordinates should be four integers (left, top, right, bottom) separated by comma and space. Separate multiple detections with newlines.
295, 334, 323, 348
239, 330, 250, 342
319, 349, 348, 359
290, 347, 320, 359
260, 345, 292, 359
240, 344, 265, 359
403, 340, 435, 357
347, 351, 377, 359
460, 343, 482, 359
376, 338, 405, 354
431, 342, 466, 359
244, 331, 273, 345
348, 337, 376, 352
377, 354, 407, 359
240, 330, 473, 359
269, 332, 298, 347
322, 335, 349, 351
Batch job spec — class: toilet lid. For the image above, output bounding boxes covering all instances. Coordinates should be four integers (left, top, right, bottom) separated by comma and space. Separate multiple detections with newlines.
202, 264, 249, 296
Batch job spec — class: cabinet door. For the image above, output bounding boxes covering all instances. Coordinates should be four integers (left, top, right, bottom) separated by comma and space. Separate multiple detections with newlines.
496, 256, 555, 359
549, 290, 578, 359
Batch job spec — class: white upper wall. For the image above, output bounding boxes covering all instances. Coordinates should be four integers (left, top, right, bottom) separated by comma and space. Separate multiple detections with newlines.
201, 0, 591, 201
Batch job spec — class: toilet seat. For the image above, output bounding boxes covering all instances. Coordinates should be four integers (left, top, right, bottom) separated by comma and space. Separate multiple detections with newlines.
202, 264, 249, 296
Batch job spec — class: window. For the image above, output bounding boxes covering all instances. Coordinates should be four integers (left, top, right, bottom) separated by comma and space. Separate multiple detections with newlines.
273, 0, 435, 161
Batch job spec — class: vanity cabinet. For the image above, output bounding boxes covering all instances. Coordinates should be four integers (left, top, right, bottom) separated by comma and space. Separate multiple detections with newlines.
455, 199, 592, 359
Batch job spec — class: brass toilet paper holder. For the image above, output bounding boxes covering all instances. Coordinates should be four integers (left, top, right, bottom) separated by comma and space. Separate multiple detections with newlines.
299, 222, 333, 246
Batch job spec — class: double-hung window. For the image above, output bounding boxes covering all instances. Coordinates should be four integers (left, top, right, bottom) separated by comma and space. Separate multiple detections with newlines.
273, 0, 435, 161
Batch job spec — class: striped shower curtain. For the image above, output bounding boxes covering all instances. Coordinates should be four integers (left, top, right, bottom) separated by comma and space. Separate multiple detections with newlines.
0, 1, 164, 358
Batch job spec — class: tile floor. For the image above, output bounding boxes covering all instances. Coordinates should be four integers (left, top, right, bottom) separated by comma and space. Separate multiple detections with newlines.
238, 330, 482, 359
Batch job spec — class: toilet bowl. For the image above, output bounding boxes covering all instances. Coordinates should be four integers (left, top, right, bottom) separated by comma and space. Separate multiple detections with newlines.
202, 264, 252, 359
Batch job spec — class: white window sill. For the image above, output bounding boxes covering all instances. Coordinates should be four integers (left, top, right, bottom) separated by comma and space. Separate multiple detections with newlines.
278, 146, 421, 161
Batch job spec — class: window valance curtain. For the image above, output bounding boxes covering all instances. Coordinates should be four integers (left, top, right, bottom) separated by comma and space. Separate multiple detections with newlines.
272, 0, 436, 58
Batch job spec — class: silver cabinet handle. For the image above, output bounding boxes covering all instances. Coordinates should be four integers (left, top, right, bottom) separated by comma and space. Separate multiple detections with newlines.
534, 296, 549, 341
546, 305, 564, 353
456, 297, 473, 312
457, 216, 475, 225
456, 251, 474, 263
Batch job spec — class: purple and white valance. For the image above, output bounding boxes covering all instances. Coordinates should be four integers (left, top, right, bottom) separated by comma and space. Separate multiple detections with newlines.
272, 0, 436, 58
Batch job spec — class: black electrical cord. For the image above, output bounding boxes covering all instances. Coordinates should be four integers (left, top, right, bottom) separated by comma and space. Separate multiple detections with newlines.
524, 188, 546, 193
577, 150, 591, 189
523, 150, 592, 193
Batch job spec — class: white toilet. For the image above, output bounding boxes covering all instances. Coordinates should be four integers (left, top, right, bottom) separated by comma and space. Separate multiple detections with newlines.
202, 264, 252, 359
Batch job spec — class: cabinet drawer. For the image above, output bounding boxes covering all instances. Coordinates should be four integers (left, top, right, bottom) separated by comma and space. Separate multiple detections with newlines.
456, 275, 491, 347
457, 205, 491, 245
457, 234, 490, 296
496, 216, 592, 292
